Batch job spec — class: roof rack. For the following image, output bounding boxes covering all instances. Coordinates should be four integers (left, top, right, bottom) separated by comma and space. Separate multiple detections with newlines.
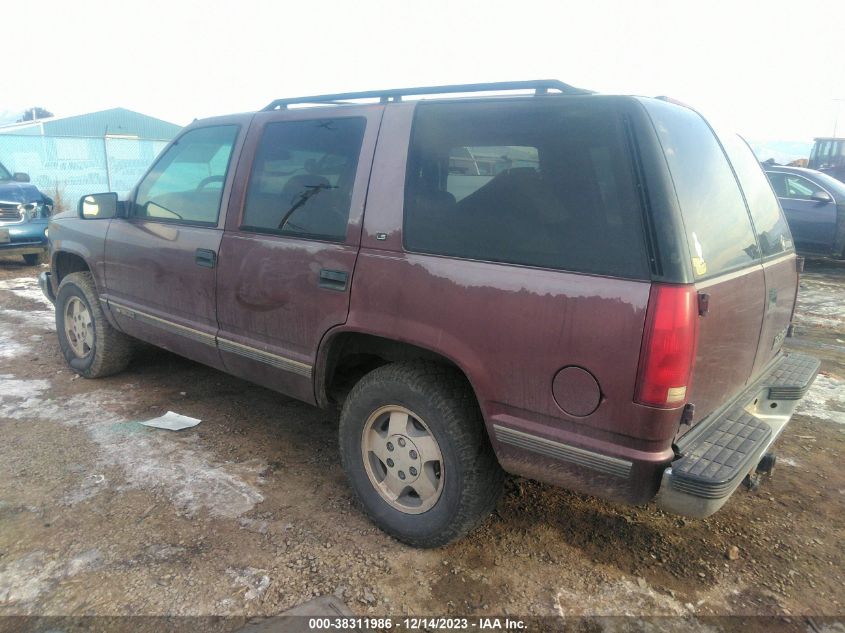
262, 80, 590, 111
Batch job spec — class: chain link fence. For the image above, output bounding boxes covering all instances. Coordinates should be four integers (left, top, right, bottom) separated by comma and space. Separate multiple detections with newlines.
0, 134, 170, 211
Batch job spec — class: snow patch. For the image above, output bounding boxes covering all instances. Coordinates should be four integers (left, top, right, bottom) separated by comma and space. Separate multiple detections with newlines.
0, 549, 101, 605
0, 339, 29, 359
556, 577, 690, 617
794, 278, 845, 331
226, 567, 271, 602
1, 308, 55, 331
1, 382, 264, 518
0, 375, 51, 413
796, 373, 845, 425
90, 418, 265, 518
0, 276, 52, 308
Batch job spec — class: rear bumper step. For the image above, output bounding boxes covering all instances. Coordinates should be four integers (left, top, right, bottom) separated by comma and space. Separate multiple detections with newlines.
764, 353, 820, 400
656, 352, 819, 518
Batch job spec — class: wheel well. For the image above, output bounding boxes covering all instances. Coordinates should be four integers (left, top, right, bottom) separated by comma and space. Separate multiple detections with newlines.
54, 251, 90, 284
320, 333, 473, 408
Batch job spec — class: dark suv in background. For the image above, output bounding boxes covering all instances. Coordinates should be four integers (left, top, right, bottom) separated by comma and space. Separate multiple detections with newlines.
0, 160, 52, 265
41, 81, 818, 547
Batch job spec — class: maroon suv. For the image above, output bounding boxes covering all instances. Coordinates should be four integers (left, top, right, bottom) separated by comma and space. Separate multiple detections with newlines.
40, 81, 819, 547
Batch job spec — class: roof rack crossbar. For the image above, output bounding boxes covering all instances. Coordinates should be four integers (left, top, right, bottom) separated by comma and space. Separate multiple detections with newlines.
262, 79, 589, 111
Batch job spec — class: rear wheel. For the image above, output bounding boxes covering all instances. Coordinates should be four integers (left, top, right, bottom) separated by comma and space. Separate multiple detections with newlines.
339, 362, 503, 548
56, 272, 133, 378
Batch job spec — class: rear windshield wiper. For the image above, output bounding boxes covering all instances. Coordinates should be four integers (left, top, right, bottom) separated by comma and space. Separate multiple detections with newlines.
278, 184, 336, 230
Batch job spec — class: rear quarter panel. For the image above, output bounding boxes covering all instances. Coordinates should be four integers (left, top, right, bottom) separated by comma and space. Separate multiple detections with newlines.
752, 253, 798, 377
684, 266, 766, 433
346, 104, 678, 507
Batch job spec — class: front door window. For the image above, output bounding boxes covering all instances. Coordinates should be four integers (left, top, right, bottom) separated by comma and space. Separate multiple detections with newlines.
783, 175, 826, 201
134, 125, 239, 224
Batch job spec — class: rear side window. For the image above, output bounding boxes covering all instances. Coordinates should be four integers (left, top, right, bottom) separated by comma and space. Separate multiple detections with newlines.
719, 133, 793, 258
241, 117, 366, 241
643, 101, 758, 278
403, 100, 649, 279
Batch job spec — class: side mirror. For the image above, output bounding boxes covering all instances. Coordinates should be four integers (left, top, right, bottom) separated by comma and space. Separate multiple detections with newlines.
79, 192, 119, 219
13, 172, 30, 183
811, 190, 833, 204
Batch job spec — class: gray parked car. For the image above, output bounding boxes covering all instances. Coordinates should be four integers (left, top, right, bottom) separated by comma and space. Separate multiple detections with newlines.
764, 165, 845, 259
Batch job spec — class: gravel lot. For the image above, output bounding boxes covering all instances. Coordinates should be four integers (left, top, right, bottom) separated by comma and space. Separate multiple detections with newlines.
0, 257, 843, 625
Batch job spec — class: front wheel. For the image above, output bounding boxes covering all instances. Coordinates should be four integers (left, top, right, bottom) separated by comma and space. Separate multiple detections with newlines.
339, 362, 504, 548
23, 253, 44, 266
55, 272, 133, 378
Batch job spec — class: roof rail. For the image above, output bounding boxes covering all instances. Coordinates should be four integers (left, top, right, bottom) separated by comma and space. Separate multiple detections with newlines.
262, 80, 590, 111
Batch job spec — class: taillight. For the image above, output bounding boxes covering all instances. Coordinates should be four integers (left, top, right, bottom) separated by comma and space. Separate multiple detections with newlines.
634, 284, 699, 408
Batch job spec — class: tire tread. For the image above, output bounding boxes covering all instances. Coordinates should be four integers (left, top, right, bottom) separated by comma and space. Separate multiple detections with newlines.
340, 361, 503, 548
56, 272, 133, 378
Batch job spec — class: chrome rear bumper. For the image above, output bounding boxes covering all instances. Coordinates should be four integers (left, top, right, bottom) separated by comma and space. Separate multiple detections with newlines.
656, 352, 819, 518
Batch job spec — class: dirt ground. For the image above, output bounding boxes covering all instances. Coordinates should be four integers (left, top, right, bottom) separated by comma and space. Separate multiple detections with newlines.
0, 256, 843, 626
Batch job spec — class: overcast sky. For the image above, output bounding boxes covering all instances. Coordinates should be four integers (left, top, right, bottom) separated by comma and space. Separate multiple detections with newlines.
4, 0, 844, 142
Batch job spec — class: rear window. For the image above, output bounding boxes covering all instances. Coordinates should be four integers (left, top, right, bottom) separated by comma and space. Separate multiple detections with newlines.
403, 99, 649, 279
643, 100, 759, 278
719, 133, 793, 258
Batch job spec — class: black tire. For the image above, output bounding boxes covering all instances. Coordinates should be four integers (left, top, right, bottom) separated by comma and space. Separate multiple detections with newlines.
22, 253, 43, 266
56, 272, 133, 378
339, 361, 504, 548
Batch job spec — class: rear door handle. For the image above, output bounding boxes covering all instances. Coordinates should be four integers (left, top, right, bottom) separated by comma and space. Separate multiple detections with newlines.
195, 248, 216, 268
319, 269, 348, 291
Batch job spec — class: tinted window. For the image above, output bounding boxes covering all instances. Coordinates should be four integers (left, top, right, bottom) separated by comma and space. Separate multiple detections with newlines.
447, 146, 540, 201
404, 100, 649, 279
241, 118, 366, 241
0, 162, 10, 180
644, 101, 758, 278
766, 171, 788, 197
135, 125, 238, 224
719, 134, 793, 258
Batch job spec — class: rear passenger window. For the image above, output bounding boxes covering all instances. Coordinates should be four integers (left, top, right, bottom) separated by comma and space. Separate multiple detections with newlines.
719, 133, 793, 258
404, 100, 649, 279
241, 117, 366, 242
766, 172, 787, 197
643, 101, 759, 278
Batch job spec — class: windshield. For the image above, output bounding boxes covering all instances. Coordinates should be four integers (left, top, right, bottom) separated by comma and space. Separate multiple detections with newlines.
0, 162, 11, 181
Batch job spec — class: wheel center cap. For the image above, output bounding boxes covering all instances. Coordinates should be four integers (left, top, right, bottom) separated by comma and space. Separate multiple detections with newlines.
386, 434, 422, 482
